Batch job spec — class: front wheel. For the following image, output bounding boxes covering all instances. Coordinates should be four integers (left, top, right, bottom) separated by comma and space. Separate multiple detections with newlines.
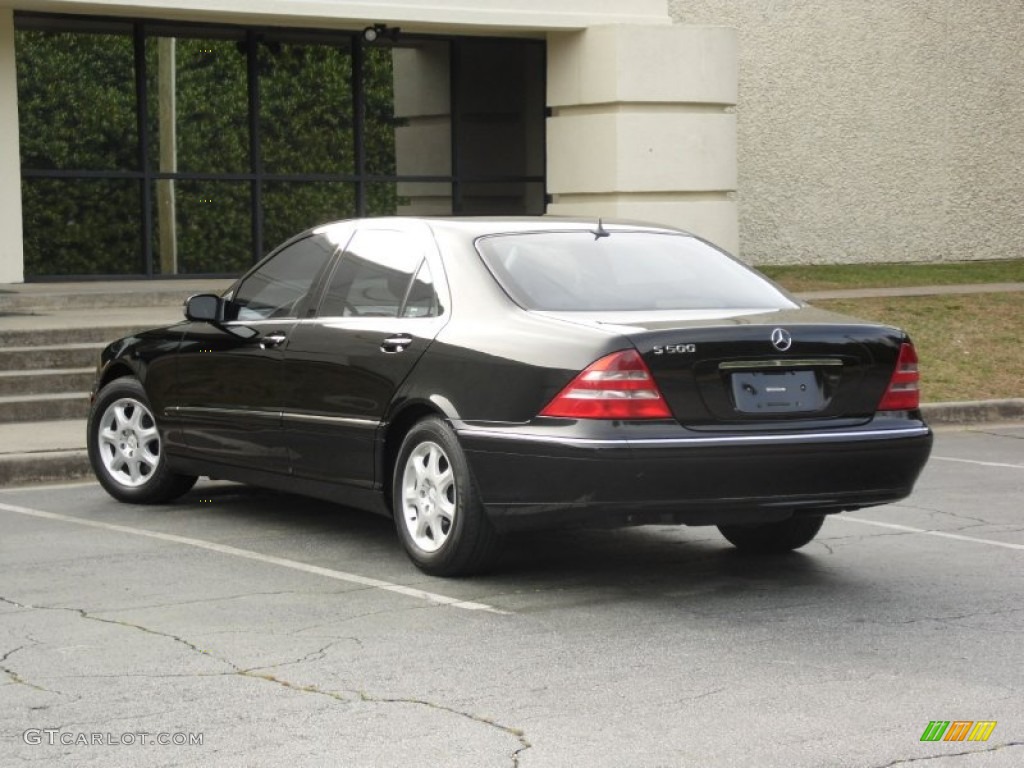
88, 378, 197, 503
718, 514, 825, 553
392, 417, 501, 576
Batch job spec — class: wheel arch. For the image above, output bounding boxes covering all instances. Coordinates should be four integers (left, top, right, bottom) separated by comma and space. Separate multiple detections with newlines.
98, 362, 137, 390
380, 401, 450, 508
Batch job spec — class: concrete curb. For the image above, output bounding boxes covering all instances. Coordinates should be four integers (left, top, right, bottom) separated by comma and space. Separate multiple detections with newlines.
0, 450, 91, 487
920, 398, 1024, 425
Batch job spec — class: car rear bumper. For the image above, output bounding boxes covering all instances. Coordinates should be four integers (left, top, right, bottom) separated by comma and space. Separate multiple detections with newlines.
456, 418, 933, 532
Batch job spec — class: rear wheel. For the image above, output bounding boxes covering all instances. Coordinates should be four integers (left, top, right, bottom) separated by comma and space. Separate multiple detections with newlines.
393, 417, 501, 576
88, 378, 197, 503
718, 514, 825, 553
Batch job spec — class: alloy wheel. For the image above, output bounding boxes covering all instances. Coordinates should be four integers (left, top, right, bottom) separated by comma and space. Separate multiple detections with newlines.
95, 397, 162, 488
401, 440, 457, 553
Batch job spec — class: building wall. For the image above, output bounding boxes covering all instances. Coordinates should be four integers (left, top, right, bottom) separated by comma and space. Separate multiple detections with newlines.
670, 0, 1024, 264
3, 0, 742, 281
546, 25, 738, 253
0, 9, 24, 282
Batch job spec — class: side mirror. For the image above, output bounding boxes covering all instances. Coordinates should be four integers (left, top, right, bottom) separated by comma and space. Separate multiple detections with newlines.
183, 293, 259, 340
184, 294, 224, 323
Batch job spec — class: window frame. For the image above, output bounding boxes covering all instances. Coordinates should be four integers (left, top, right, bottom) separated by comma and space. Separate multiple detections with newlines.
14, 11, 547, 280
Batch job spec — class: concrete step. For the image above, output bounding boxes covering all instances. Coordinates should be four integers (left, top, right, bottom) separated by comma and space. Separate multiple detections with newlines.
0, 344, 104, 372
0, 392, 91, 423
0, 419, 91, 487
0, 449, 93, 487
0, 280, 231, 312
0, 368, 95, 397
0, 324, 155, 347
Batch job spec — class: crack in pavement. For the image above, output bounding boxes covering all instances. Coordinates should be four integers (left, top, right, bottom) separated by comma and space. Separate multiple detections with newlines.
5, 597, 532, 767
89, 589, 318, 614
970, 428, 1024, 441
873, 741, 1024, 767
895, 503, 992, 528
237, 671, 533, 768
240, 641, 348, 675
1, 644, 56, 694
896, 607, 1024, 627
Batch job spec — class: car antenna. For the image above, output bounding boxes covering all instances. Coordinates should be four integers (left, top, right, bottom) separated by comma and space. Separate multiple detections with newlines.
592, 218, 611, 240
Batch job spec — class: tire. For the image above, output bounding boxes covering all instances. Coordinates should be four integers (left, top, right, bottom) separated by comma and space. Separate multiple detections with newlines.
718, 514, 825, 553
88, 377, 197, 504
392, 416, 501, 577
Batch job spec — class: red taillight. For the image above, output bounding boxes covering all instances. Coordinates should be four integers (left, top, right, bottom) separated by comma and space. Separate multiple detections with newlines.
878, 342, 921, 411
540, 349, 672, 420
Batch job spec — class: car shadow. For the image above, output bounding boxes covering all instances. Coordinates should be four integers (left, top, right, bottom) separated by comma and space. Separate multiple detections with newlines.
175, 482, 859, 608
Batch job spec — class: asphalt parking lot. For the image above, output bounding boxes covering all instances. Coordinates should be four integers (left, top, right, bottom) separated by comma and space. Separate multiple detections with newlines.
1, 424, 1021, 768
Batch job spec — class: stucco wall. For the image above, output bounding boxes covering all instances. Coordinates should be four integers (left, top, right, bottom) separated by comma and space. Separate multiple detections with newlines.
669, 0, 1024, 264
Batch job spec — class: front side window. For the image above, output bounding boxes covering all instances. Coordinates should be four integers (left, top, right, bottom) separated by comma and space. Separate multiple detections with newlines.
476, 232, 799, 312
233, 235, 336, 319
319, 229, 437, 318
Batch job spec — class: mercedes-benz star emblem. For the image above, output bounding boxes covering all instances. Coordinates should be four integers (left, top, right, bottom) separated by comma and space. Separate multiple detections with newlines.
770, 328, 793, 352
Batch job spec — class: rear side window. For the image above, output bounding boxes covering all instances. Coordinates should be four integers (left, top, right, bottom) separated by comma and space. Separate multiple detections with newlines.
476, 231, 797, 312
319, 229, 439, 318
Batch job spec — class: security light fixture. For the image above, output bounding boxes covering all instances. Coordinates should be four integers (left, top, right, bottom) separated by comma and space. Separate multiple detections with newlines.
363, 24, 399, 43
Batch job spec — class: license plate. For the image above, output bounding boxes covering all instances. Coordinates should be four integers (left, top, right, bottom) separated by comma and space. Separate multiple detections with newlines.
731, 370, 824, 413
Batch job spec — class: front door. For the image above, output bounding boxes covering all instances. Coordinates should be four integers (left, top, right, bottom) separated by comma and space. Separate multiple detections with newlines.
170, 232, 339, 473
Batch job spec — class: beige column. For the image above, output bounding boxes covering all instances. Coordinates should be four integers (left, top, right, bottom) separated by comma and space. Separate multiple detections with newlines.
546, 24, 739, 254
0, 9, 25, 282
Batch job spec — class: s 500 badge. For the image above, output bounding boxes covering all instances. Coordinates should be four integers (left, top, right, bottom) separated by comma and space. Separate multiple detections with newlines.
653, 343, 696, 355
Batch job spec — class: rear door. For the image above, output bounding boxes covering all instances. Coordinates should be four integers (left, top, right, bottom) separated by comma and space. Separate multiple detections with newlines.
281, 223, 449, 487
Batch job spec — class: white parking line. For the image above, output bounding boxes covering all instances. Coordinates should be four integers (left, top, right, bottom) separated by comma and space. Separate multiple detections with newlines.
933, 455, 1024, 470
837, 516, 1024, 551
0, 501, 509, 615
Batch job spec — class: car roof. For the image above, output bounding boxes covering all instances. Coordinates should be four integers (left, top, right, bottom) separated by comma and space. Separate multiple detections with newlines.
311, 216, 691, 242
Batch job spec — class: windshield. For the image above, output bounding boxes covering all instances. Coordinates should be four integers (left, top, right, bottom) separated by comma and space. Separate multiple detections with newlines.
475, 231, 797, 312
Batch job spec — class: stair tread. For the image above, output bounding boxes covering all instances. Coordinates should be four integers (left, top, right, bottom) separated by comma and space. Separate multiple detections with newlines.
0, 368, 94, 378
0, 392, 90, 404
0, 419, 87, 454
1, 342, 105, 352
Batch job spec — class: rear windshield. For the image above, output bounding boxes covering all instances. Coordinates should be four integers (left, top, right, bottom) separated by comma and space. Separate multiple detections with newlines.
475, 231, 797, 312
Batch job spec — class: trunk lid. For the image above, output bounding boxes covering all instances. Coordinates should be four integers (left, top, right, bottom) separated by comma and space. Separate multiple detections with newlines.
538, 306, 907, 427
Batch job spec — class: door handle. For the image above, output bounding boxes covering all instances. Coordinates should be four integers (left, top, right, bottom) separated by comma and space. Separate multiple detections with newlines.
259, 331, 288, 349
381, 334, 413, 353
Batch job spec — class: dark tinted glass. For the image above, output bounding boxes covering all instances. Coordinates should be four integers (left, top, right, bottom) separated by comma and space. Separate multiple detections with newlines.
233, 235, 336, 320
319, 230, 423, 317
21, 178, 142, 276
261, 181, 356, 254
146, 34, 249, 174
259, 39, 354, 175
151, 180, 252, 275
16, 27, 138, 171
476, 232, 798, 312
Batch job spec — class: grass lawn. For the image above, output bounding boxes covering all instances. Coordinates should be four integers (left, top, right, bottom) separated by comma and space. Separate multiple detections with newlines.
759, 261, 1024, 402
812, 293, 1024, 402
759, 259, 1024, 293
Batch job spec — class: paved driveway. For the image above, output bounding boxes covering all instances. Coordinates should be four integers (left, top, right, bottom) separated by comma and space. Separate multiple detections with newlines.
1, 425, 1022, 767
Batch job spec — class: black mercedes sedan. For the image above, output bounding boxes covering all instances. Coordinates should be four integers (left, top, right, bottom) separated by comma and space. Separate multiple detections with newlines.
88, 217, 932, 575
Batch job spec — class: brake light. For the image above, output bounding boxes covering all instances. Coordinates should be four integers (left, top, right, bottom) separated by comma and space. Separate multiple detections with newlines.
540, 349, 672, 419
878, 342, 920, 411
